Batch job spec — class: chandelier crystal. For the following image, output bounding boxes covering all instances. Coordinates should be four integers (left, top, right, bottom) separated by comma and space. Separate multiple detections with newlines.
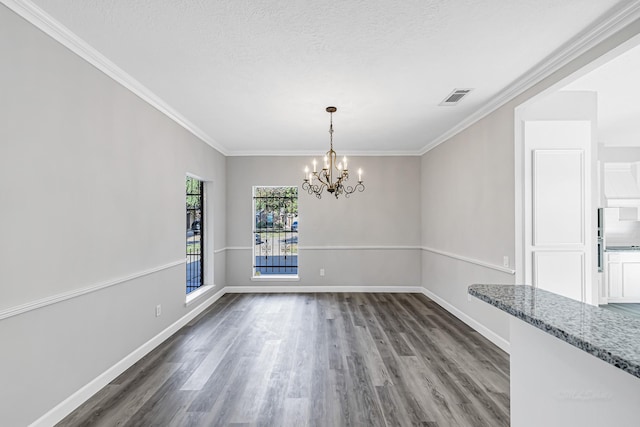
302, 106, 365, 199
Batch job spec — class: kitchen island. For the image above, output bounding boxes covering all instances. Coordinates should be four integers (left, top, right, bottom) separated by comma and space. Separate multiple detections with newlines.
469, 284, 640, 427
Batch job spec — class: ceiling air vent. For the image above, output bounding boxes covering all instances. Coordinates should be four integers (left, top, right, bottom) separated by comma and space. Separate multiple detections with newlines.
439, 88, 473, 106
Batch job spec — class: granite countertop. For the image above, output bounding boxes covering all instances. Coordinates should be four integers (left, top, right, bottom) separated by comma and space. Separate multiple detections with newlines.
605, 246, 640, 252
468, 284, 640, 379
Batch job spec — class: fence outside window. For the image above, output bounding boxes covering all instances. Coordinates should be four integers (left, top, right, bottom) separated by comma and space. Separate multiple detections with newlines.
186, 177, 204, 293
253, 186, 298, 276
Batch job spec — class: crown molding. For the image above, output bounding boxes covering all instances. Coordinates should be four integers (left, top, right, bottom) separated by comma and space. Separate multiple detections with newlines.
226, 149, 423, 157
3, 0, 418, 158
2, 0, 230, 156
418, 1, 640, 155
6, 0, 640, 158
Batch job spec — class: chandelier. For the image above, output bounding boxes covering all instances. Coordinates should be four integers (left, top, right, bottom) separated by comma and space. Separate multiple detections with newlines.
302, 106, 365, 199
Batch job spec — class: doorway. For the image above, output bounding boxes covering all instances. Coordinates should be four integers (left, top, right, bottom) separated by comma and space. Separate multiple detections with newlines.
515, 34, 640, 306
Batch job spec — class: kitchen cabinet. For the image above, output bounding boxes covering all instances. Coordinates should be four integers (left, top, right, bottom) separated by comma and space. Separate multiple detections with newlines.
604, 162, 640, 207
606, 251, 640, 302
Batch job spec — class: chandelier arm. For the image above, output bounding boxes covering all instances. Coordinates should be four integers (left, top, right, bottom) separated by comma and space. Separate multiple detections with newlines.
301, 106, 364, 199
302, 179, 328, 199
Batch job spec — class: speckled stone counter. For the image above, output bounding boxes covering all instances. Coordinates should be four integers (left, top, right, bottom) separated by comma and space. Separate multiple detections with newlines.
468, 284, 640, 379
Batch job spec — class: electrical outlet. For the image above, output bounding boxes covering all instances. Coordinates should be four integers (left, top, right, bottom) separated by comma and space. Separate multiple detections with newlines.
155, 304, 162, 317
503, 256, 509, 268
320, 268, 325, 277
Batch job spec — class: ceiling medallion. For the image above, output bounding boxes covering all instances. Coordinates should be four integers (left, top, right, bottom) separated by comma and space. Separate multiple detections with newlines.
302, 106, 365, 199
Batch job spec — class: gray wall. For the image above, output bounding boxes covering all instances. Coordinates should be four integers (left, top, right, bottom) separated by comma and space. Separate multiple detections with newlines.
226, 156, 422, 287
0, 5, 226, 426
420, 107, 516, 343
3, 1, 640, 424
420, 17, 640, 344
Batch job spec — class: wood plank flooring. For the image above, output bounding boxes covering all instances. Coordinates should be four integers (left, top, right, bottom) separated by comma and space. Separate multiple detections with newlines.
57, 293, 510, 426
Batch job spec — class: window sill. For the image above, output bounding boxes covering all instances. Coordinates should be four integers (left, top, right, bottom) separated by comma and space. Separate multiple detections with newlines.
185, 284, 216, 306
251, 275, 300, 282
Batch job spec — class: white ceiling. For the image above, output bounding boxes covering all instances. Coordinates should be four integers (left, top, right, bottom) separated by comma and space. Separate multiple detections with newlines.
563, 42, 640, 147
24, 0, 637, 155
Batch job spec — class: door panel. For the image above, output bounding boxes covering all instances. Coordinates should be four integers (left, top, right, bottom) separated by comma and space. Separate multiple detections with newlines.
524, 121, 592, 303
533, 251, 584, 301
533, 150, 584, 246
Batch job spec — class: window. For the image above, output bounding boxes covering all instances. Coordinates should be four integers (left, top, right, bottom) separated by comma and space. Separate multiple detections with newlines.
253, 186, 298, 277
186, 177, 204, 293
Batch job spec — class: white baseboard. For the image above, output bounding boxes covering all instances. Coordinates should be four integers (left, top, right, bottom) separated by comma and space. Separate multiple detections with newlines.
30, 287, 227, 427
225, 285, 423, 294
31, 284, 506, 426
420, 288, 511, 354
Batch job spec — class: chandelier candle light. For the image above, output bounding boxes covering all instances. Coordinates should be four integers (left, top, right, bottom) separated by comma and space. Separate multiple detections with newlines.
302, 106, 365, 199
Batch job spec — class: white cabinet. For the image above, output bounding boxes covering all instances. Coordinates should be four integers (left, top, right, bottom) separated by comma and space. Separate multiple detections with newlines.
606, 252, 640, 302
604, 162, 640, 207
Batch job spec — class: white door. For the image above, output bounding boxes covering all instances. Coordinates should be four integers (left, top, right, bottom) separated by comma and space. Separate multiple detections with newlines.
524, 121, 592, 302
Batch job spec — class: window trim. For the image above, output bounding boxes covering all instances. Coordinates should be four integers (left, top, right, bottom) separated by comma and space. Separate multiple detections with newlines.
251, 275, 300, 282
185, 284, 216, 306
252, 186, 299, 279
186, 173, 217, 298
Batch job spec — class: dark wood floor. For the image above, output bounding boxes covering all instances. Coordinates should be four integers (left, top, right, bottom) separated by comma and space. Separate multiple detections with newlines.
57, 293, 510, 426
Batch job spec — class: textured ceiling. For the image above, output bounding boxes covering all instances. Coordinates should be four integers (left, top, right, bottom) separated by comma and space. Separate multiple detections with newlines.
26, 0, 633, 154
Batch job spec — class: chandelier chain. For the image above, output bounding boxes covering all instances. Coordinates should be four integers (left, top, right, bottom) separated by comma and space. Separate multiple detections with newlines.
302, 107, 365, 199
329, 111, 334, 150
